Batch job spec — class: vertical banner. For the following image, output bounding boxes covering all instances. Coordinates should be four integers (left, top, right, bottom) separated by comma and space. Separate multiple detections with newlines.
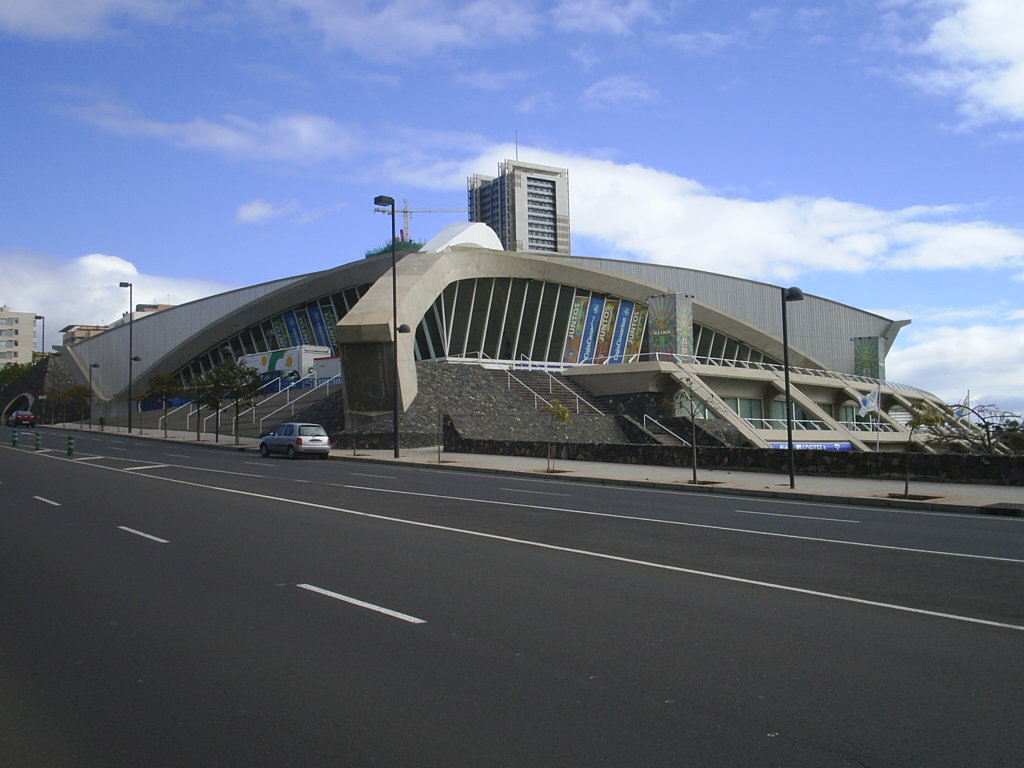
282, 311, 303, 346
593, 298, 620, 364
319, 302, 339, 350
561, 294, 590, 364
579, 296, 606, 364
853, 336, 885, 379
294, 308, 316, 345
647, 294, 693, 359
271, 316, 291, 349
306, 303, 332, 348
624, 304, 647, 361
608, 300, 634, 364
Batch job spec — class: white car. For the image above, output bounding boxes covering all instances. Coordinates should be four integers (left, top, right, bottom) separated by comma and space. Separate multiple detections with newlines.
259, 422, 332, 459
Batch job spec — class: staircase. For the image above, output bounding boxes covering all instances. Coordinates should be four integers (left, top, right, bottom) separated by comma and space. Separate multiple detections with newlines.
138, 377, 343, 438
490, 369, 617, 415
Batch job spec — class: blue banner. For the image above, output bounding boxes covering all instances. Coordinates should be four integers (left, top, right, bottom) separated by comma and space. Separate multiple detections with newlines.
607, 300, 634, 364
578, 297, 605, 364
769, 442, 853, 451
306, 303, 332, 349
282, 311, 302, 345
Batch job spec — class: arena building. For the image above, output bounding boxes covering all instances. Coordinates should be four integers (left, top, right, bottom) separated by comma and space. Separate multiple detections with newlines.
43, 220, 968, 453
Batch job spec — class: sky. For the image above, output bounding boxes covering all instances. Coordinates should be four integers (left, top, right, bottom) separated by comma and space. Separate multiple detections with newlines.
2, 0, 1022, 415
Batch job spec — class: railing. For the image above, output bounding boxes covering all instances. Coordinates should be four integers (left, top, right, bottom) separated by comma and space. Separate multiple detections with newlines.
256, 375, 341, 435
743, 418, 833, 431
642, 414, 690, 446
836, 420, 903, 433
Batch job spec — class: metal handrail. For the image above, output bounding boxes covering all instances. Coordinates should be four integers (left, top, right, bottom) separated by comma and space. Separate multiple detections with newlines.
642, 414, 690, 446
257, 376, 340, 435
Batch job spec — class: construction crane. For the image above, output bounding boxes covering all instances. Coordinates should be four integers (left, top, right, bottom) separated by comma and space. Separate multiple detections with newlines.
374, 199, 467, 241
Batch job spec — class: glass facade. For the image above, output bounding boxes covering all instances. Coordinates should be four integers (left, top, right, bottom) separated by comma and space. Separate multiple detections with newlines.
176, 284, 369, 386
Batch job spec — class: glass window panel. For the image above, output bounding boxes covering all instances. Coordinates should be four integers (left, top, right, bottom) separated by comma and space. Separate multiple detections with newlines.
531, 283, 560, 361
546, 285, 576, 362
465, 277, 494, 357
501, 278, 528, 361
484, 277, 510, 360
448, 280, 473, 356
516, 280, 543, 361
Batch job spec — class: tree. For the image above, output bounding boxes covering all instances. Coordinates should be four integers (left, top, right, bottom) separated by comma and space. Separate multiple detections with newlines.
0, 362, 32, 389
675, 377, 705, 485
146, 372, 185, 438
195, 361, 263, 444
48, 385, 91, 425
541, 398, 572, 473
903, 402, 945, 498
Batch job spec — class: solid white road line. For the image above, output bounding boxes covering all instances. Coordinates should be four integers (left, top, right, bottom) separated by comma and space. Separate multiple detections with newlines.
735, 509, 858, 523
33, 496, 61, 506
351, 472, 397, 479
339, 484, 1023, 565
73, 455, 104, 461
501, 488, 572, 497
165, 453, 190, 458
297, 583, 426, 624
124, 464, 169, 472
117, 526, 169, 543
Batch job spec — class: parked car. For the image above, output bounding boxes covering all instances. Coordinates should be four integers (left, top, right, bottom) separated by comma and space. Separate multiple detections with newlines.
259, 422, 332, 459
6, 410, 36, 428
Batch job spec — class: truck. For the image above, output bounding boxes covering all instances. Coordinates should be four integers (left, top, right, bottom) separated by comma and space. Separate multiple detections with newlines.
238, 345, 332, 390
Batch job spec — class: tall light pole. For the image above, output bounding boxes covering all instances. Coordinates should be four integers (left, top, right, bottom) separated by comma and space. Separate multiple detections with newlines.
88, 363, 99, 429
781, 286, 804, 489
374, 194, 403, 459
34, 315, 44, 357
119, 281, 134, 433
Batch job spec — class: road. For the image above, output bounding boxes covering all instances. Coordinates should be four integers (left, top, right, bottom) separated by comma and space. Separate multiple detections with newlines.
2, 427, 1022, 767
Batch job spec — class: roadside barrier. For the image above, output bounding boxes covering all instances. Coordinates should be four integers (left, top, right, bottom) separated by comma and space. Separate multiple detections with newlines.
67, 436, 75, 457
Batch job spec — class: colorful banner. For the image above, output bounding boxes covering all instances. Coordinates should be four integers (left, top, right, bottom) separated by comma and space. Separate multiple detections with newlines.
607, 300, 634, 364
561, 294, 590, 364
272, 316, 292, 348
579, 296, 606, 364
624, 304, 647, 361
593, 298, 620, 364
853, 336, 885, 379
647, 294, 693, 359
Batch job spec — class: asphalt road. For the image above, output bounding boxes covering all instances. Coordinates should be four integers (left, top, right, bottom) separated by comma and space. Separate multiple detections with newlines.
2, 427, 1023, 767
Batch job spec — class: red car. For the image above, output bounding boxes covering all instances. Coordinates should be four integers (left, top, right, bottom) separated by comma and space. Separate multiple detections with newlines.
6, 410, 36, 428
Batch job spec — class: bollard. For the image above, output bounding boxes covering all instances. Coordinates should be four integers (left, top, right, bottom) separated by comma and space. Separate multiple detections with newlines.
67, 435, 75, 457
11, 430, 17, 448
35, 432, 42, 451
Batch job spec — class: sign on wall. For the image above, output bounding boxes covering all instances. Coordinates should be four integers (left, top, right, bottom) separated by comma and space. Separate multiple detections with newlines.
853, 336, 885, 379
647, 294, 694, 359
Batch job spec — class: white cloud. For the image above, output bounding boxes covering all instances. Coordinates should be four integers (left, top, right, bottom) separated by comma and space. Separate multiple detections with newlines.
236, 199, 299, 224
0, 250, 233, 348
553, 0, 660, 35
0, 0, 183, 39
70, 103, 360, 164
454, 69, 532, 91
580, 75, 659, 108
886, 323, 1024, 412
893, 0, 1024, 126
248, 0, 540, 61
665, 30, 742, 54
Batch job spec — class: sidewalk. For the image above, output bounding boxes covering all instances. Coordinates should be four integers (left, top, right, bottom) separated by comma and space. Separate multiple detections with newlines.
52, 424, 1023, 516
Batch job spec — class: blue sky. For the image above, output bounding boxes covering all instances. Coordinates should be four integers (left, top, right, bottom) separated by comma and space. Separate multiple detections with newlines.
2, 0, 1022, 414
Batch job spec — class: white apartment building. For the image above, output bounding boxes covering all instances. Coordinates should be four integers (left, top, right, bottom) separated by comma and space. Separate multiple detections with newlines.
0, 305, 37, 366
468, 160, 571, 256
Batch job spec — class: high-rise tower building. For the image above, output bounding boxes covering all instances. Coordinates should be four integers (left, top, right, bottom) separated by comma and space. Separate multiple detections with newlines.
468, 160, 570, 255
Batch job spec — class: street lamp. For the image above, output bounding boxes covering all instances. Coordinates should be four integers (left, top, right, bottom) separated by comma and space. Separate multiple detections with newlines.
88, 363, 99, 429
374, 194, 404, 459
34, 315, 44, 356
781, 286, 804, 489
119, 281, 134, 433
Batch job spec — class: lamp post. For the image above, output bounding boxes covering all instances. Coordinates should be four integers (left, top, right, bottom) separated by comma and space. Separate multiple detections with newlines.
88, 363, 99, 429
374, 194, 403, 459
119, 281, 134, 433
781, 286, 804, 489
34, 315, 44, 357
